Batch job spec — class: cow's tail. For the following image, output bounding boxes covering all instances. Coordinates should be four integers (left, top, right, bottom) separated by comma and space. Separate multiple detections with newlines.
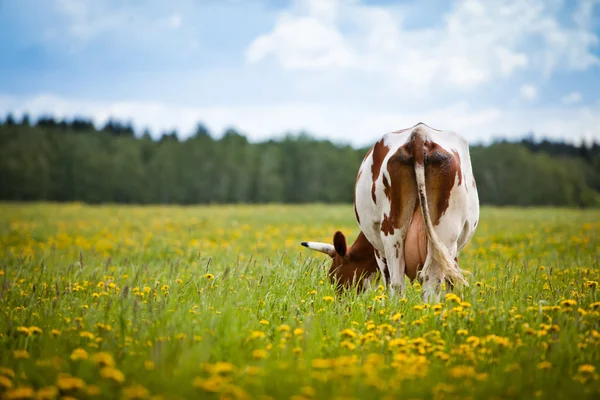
410, 127, 468, 288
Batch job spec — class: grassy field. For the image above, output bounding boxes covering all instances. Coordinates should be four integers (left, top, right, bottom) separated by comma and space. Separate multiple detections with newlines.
0, 203, 599, 400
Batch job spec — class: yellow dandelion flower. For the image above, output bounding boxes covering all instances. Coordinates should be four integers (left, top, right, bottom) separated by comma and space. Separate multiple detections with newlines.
293, 328, 304, 336
391, 313, 403, 321
205, 274, 214, 280
79, 331, 95, 340
0, 367, 16, 378
86, 385, 101, 396
4, 386, 35, 400
91, 352, 115, 368
0, 375, 13, 389
339, 329, 357, 339
249, 331, 266, 340
259, 319, 269, 325
70, 348, 88, 361
193, 376, 225, 393
449, 365, 476, 379
17, 327, 31, 336
537, 361, 552, 370
278, 324, 291, 332
340, 341, 356, 350
56, 374, 86, 391
205, 362, 236, 375
51, 329, 61, 337
457, 329, 469, 336
13, 350, 29, 359
560, 299, 577, 307
578, 364, 596, 374
323, 296, 334, 302
122, 384, 150, 399
36, 386, 58, 400
252, 349, 268, 359
100, 367, 125, 383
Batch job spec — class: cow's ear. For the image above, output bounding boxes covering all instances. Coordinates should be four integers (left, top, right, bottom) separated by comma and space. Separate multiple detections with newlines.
333, 231, 347, 257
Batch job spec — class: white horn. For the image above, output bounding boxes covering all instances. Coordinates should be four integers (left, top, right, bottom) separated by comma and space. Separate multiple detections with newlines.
301, 241, 336, 257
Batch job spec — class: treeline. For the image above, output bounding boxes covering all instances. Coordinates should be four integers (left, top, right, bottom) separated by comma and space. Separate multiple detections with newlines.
0, 113, 599, 207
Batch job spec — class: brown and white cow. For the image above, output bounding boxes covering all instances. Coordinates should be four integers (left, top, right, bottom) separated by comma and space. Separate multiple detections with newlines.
302, 122, 479, 302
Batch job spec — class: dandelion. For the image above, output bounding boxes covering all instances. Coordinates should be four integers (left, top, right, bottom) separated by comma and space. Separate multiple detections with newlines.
80, 331, 95, 340
278, 324, 290, 332
193, 376, 225, 393
0, 367, 15, 378
36, 386, 58, 400
448, 365, 476, 379
205, 362, 236, 375
13, 350, 29, 359
205, 274, 214, 280
339, 329, 357, 339
122, 384, 150, 399
86, 385, 101, 396
293, 328, 304, 336
0, 375, 13, 389
560, 299, 577, 308
537, 361, 552, 370
391, 313, 403, 321
323, 296, 334, 302
56, 374, 86, 391
17, 327, 31, 336
91, 352, 115, 368
249, 331, 266, 340
4, 386, 35, 400
457, 329, 469, 336
252, 349, 268, 359
340, 341, 356, 350
70, 348, 89, 361
578, 364, 596, 374
259, 319, 269, 325
100, 367, 125, 383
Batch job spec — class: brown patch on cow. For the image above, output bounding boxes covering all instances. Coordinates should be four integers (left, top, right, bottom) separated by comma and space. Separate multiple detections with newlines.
452, 150, 463, 186
328, 231, 378, 293
382, 174, 391, 200
381, 213, 395, 236
423, 143, 461, 225
370, 139, 390, 204
382, 142, 418, 236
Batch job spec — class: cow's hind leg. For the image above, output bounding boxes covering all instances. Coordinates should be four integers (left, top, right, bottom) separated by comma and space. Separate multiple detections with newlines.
381, 230, 407, 297
374, 251, 389, 288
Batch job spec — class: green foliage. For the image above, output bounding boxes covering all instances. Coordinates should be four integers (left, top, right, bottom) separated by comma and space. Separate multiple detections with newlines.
0, 115, 598, 206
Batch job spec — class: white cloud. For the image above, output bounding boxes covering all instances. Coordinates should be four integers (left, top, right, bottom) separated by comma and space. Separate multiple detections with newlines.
562, 91, 583, 105
520, 84, 538, 100
247, 0, 600, 91
1, 93, 598, 147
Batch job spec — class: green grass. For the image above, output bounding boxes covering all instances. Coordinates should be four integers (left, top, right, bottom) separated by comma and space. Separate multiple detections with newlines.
0, 203, 599, 400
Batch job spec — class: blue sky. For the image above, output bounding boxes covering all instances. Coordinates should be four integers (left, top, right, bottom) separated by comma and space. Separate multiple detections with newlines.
1, 0, 599, 146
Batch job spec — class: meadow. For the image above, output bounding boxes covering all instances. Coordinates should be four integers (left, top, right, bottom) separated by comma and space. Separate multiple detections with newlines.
0, 203, 599, 400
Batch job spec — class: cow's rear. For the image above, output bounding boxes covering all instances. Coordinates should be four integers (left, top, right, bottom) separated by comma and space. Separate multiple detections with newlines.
354, 123, 479, 301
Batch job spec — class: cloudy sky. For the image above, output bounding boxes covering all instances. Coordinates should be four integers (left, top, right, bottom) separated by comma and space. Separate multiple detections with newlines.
1, 0, 599, 146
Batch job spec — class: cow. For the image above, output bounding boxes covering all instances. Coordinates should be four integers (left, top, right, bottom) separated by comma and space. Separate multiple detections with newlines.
301, 122, 479, 302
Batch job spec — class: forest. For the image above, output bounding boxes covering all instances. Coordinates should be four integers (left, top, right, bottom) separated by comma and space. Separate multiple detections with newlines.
1, 113, 599, 207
